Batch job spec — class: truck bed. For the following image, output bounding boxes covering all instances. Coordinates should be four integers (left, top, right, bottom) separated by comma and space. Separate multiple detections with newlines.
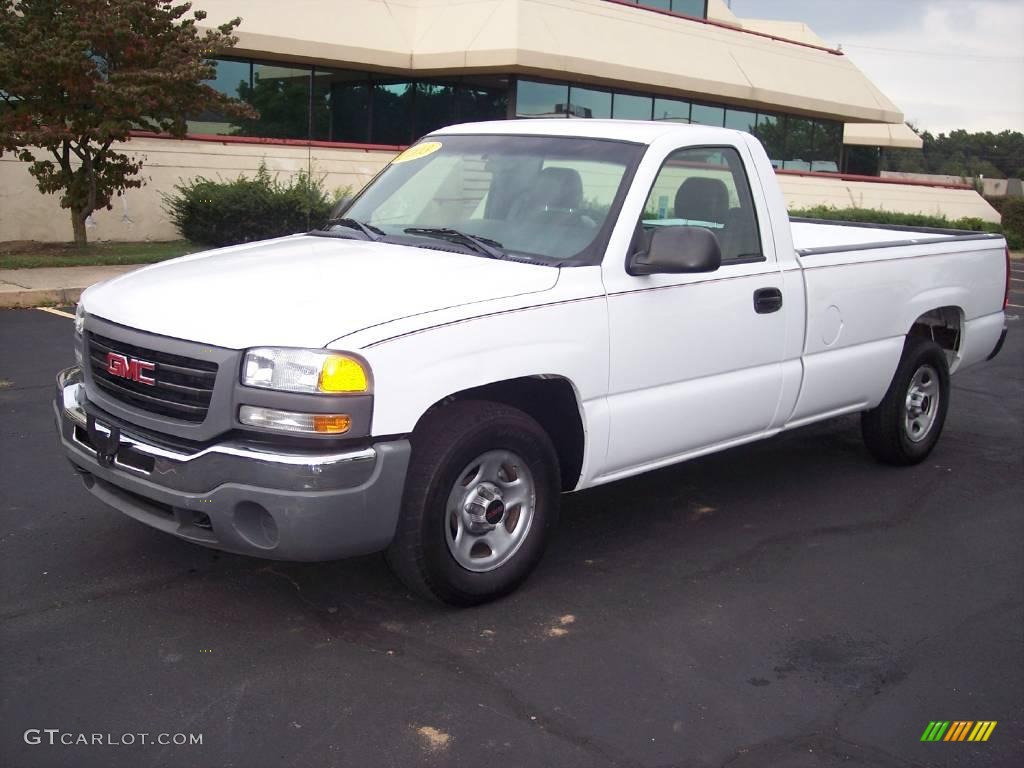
790, 218, 1003, 256
784, 217, 1007, 429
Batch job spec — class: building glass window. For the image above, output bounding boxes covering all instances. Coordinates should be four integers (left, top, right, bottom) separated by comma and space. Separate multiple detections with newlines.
753, 113, 785, 168
632, 1, 707, 18
810, 120, 842, 172
372, 81, 415, 145
415, 81, 456, 138
653, 97, 690, 122
312, 69, 369, 143
844, 146, 880, 175
669, 0, 706, 17
782, 115, 815, 170
567, 86, 612, 119
724, 108, 757, 134
613, 93, 653, 120
208, 58, 251, 100
234, 62, 312, 140
455, 76, 510, 123
516, 80, 569, 118
189, 58, 251, 135
185, 60, 843, 172
690, 103, 724, 127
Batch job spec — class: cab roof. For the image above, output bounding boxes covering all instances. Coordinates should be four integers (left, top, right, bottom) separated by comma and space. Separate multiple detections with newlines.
432, 119, 748, 146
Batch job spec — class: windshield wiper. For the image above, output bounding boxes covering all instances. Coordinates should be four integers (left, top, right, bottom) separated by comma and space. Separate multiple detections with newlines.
324, 218, 385, 241
403, 227, 506, 259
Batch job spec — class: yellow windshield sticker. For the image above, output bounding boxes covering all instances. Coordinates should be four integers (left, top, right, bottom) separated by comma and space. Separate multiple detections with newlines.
392, 141, 442, 164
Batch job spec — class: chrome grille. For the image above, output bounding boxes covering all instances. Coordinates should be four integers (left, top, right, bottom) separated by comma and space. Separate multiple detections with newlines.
87, 332, 218, 423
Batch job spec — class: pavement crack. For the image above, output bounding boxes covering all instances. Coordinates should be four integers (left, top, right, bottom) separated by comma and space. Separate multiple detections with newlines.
953, 383, 1014, 400
715, 728, 931, 768
259, 565, 322, 611
375, 631, 643, 767
830, 597, 1022, 722
677, 477, 947, 585
0, 382, 54, 393
263, 577, 642, 768
0, 568, 234, 623
715, 599, 1022, 768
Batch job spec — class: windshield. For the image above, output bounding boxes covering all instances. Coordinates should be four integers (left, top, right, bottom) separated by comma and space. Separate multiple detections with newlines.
333, 134, 643, 264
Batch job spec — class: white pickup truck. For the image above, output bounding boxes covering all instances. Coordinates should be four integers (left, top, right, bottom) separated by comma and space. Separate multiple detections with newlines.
56, 120, 1010, 605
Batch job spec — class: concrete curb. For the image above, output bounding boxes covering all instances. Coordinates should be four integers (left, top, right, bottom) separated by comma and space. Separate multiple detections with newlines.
0, 265, 139, 309
0, 287, 88, 309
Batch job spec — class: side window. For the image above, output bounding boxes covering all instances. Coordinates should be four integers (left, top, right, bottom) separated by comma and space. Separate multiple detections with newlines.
641, 146, 763, 263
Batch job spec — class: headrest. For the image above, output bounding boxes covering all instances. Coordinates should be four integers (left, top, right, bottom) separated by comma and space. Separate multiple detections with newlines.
534, 167, 584, 211
674, 177, 729, 224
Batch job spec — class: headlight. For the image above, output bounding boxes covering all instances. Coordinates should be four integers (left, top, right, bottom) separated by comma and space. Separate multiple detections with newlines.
74, 303, 86, 335
241, 348, 370, 394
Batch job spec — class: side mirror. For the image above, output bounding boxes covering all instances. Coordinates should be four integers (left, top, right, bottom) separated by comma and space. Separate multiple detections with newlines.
628, 226, 722, 276
329, 195, 354, 220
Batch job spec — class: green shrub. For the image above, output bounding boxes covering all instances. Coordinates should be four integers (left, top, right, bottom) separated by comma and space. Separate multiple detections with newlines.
790, 204, 1024, 250
984, 196, 1007, 215
163, 164, 337, 247
787, 205, 1000, 233
1000, 197, 1024, 250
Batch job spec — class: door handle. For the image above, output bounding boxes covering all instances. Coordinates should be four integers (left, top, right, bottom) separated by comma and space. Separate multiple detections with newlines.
753, 287, 783, 314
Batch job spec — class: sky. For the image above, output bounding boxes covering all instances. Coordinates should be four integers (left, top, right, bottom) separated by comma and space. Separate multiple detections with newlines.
729, 0, 1024, 134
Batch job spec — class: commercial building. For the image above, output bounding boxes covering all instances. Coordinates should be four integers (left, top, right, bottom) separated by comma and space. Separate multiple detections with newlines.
0, 0, 999, 243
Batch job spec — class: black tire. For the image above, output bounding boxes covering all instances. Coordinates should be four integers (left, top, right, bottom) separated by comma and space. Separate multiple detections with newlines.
861, 335, 951, 466
386, 400, 560, 606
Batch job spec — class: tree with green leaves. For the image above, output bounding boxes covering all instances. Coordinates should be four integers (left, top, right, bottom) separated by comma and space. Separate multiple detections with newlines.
0, 0, 255, 245
884, 128, 1024, 180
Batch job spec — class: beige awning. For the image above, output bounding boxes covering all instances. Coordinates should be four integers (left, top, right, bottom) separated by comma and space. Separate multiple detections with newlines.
200, 0, 905, 124
738, 19, 830, 48
844, 123, 924, 149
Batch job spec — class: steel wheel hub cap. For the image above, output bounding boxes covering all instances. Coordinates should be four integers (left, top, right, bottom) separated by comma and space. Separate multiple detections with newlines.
904, 364, 940, 443
463, 482, 505, 531
445, 450, 536, 573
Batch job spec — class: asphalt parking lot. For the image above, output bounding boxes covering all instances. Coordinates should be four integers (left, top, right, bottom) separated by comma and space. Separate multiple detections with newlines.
1, 295, 1022, 768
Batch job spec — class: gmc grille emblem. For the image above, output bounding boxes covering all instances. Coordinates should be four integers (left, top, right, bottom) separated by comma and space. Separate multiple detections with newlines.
105, 352, 156, 386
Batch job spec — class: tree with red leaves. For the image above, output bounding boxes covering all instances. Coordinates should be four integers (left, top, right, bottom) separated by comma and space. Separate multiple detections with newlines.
0, 1, 254, 245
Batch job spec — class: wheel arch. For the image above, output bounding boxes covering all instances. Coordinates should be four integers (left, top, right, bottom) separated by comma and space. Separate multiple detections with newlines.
412, 375, 587, 492
907, 304, 965, 371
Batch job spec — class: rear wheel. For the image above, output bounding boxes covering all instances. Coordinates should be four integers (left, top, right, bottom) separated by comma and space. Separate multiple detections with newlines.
386, 400, 559, 606
861, 336, 951, 466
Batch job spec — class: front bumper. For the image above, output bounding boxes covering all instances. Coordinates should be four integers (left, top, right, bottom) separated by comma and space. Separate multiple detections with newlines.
54, 367, 410, 561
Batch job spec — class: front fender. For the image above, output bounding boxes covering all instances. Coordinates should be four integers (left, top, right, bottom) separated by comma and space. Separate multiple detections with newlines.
354, 297, 609, 439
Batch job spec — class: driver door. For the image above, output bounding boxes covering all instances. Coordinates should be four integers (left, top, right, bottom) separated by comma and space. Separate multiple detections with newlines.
598, 144, 787, 479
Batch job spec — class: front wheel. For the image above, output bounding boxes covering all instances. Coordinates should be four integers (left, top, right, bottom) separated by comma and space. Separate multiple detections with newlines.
386, 400, 560, 606
861, 336, 951, 466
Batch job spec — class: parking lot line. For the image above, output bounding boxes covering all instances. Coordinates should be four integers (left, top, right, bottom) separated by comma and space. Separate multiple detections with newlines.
36, 306, 75, 320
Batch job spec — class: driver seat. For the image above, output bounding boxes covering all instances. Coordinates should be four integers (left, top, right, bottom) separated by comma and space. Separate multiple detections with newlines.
674, 177, 729, 226
512, 167, 585, 221
533, 167, 583, 212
